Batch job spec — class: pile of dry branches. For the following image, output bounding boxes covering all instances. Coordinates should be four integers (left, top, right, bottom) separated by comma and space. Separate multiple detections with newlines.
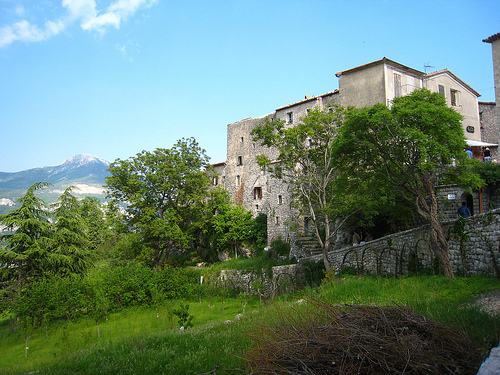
244, 299, 480, 374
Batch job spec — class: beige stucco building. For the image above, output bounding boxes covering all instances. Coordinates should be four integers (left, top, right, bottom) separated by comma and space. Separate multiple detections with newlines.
336, 58, 482, 142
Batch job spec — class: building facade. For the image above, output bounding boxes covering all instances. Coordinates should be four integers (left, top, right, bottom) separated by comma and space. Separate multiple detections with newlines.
215, 46, 500, 253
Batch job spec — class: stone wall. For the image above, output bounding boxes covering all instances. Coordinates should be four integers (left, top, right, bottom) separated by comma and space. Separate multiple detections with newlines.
298, 209, 500, 278
224, 92, 339, 245
480, 102, 499, 147
206, 210, 500, 301
205, 263, 306, 299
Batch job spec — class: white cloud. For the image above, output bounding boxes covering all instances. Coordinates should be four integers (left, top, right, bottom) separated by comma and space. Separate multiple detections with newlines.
0, 0, 157, 47
14, 5, 25, 17
0, 19, 61, 47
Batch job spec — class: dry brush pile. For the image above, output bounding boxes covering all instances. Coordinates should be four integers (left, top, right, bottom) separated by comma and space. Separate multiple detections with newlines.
244, 299, 481, 374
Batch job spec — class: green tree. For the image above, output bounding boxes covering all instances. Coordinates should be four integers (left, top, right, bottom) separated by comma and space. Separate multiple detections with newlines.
50, 187, 94, 277
105, 138, 213, 267
197, 188, 253, 261
473, 162, 500, 208
252, 105, 370, 271
336, 88, 481, 278
0, 182, 53, 287
79, 196, 107, 250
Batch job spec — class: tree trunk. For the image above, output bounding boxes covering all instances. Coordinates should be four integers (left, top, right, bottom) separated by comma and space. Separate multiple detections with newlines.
416, 178, 454, 279
322, 246, 332, 273
429, 215, 454, 279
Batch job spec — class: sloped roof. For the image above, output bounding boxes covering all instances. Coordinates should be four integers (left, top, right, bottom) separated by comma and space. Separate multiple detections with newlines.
275, 90, 339, 111
335, 57, 424, 78
483, 32, 500, 43
424, 69, 481, 97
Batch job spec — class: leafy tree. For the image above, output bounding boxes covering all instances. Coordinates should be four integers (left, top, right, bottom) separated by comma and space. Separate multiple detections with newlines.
473, 162, 500, 208
250, 213, 268, 254
336, 88, 481, 278
105, 138, 213, 267
0, 182, 53, 287
252, 105, 372, 271
198, 187, 253, 261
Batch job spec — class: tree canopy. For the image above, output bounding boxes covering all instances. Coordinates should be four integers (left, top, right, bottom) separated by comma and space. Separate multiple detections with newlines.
252, 105, 373, 271
105, 137, 213, 267
0, 183, 98, 289
336, 88, 482, 278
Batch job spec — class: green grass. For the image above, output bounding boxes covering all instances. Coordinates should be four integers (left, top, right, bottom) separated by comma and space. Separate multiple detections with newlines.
1, 275, 499, 374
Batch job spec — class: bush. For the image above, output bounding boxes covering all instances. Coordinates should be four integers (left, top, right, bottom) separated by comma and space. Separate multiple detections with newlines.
301, 260, 325, 288
100, 263, 154, 309
267, 237, 290, 258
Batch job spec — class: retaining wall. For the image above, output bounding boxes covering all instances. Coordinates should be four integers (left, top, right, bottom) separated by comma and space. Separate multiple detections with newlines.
298, 209, 500, 278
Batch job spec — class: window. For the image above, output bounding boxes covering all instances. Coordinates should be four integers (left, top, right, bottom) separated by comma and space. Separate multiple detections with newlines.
212, 177, 218, 186
438, 85, 445, 97
450, 89, 458, 106
254, 187, 263, 199
275, 216, 279, 225
236, 175, 240, 185
240, 137, 244, 143
237, 156, 243, 165
256, 204, 259, 210
278, 195, 283, 204
394, 73, 402, 98
287, 112, 293, 124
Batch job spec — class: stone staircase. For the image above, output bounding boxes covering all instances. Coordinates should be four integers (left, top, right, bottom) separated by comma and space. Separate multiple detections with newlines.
295, 236, 323, 257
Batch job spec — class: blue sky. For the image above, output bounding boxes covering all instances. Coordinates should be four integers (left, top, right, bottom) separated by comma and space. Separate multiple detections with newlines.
1, 0, 499, 172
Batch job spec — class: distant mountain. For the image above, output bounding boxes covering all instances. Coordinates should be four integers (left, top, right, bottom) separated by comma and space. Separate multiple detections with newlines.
0, 154, 111, 214
0, 154, 110, 189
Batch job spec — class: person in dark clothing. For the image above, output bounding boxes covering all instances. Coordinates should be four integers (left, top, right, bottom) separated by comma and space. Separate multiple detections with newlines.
458, 202, 471, 218
484, 147, 492, 162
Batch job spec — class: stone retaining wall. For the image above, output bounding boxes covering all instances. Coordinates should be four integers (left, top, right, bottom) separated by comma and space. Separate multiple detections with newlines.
298, 209, 500, 278
208, 210, 500, 299
205, 263, 306, 299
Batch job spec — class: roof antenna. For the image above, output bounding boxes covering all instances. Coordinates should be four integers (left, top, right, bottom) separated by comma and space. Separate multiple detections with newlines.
424, 62, 434, 73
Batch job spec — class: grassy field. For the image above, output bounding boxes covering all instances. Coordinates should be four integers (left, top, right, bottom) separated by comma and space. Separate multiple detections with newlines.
1, 275, 499, 374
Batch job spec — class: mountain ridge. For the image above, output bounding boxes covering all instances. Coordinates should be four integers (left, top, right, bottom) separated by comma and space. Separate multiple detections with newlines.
0, 154, 110, 190
0, 154, 111, 214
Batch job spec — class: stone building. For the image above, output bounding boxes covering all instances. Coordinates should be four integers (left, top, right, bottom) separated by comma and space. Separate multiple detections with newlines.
214, 47, 500, 254
223, 92, 339, 245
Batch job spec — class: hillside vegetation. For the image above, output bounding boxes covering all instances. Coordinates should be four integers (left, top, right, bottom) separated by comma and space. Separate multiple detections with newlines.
1, 273, 499, 374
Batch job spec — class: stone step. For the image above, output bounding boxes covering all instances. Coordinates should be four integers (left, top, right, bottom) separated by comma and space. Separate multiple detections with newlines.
296, 237, 323, 256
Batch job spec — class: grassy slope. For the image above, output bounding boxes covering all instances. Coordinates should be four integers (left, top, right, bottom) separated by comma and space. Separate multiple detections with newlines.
1, 275, 499, 374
